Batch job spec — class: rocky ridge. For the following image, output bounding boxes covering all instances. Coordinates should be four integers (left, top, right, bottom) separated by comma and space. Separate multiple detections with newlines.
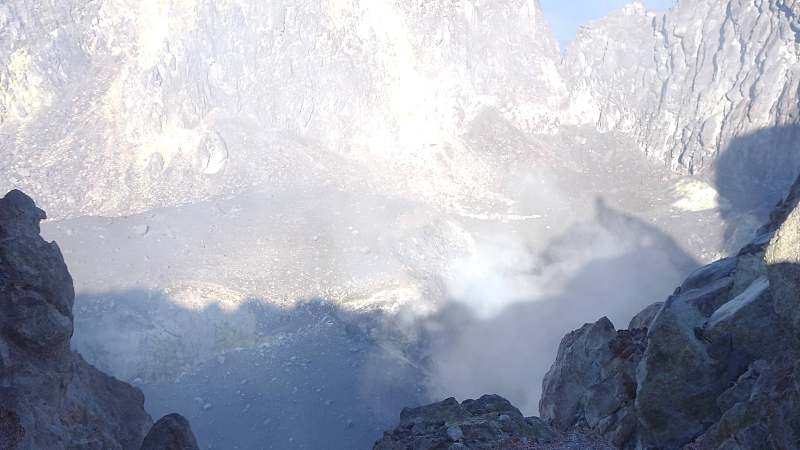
562, 0, 800, 206
4, 0, 800, 220
372, 394, 614, 450
0, 190, 198, 449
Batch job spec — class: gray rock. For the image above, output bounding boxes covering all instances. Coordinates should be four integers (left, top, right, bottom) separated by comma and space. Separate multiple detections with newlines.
0, 0, 566, 219
692, 357, 800, 450
374, 394, 557, 450
539, 317, 616, 430
140, 414, 199, 450
635, 291, 719, 448
540, 317, 645, 448
673, 258, 737, 317
704, 276, 784, 363
0, 190, 193, 450
627, 302, 663, 330
445, 425, 463, 442
730, 251, 768, 298
765, 197, 800, 331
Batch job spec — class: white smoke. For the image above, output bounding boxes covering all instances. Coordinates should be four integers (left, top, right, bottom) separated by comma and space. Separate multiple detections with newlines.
420, 202, 695, 414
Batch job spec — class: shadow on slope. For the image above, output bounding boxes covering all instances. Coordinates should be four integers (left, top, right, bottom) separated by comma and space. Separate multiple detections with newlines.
415, 198, 698, 415
714, 124, 800, 250
70, 197, 699, 448
72, 290, 427, 450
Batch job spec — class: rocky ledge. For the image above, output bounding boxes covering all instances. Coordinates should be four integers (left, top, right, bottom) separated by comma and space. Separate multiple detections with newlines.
0, 190, 198, 450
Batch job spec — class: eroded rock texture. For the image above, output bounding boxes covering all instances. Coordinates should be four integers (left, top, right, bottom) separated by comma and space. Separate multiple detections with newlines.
563, 0, 800, 178
4, 0, 800, 220
373, 394, 558, 450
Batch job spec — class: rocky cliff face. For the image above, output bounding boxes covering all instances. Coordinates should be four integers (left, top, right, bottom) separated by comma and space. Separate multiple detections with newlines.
0, 0, 564, 218
562, 0, 800, 202
0, 189, 197, 449
372, 394, 616, 450
538, 174, 800, 449
3, 0, 800, 220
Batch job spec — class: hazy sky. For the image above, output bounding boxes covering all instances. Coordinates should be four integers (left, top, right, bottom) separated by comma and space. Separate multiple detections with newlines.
540, 0, 675, 48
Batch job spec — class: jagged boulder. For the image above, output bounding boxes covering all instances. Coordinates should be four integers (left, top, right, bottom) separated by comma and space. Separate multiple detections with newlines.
635, 289, 724, 448
540, 317, 645, 448
692, 356, 800, 450
627, 302, 662, 330
373, 394, 557, 450
766, 194, 800, 331
140, 414, 199, 450
0, 190, 197, 449
539, 318, 616, 431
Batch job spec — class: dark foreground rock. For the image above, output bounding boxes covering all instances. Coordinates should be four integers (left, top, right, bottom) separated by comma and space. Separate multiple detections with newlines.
539, 176, 800, 449
372, 394, 615, 450
140, 414, 199, 450
0, 190, 197, 449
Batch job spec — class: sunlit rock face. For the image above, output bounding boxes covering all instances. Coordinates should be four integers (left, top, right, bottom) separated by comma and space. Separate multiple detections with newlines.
0, 0, 565, 219
563, 0, 800, 183
4, 0, 800, 220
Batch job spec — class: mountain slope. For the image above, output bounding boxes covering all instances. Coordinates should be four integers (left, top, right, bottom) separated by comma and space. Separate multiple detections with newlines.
1, 0, 564, 219
562, 0, 800, 192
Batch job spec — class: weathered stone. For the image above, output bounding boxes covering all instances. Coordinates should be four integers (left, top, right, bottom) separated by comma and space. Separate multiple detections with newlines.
539, 317, 616, 431
538, 175, 800, 450
674, 264, 736, 317
692, 357, 800, 450
635, 294, 718, 448
140, 414, 199, 450
704, 276, 785, 364
374, 395, 557, 450
730, 251, 768, 298
765, 198, 800, 331
627, 302, 663, 330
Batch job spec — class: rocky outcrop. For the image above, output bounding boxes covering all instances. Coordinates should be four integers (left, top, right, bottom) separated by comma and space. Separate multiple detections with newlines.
140, 414, 199, 450
372, 394, 620, 450
0, 190, 196, 449
539, 175, 800, 449
539, 318, 645, 448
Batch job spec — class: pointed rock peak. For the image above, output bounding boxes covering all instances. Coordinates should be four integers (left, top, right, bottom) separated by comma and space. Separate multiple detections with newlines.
140, 414, 200, 450
621, 1, 648, 16
0, 190, 47, 237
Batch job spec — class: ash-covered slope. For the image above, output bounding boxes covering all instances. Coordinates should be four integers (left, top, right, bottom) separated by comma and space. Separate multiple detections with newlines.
538, 174, 800, 449
0, 189, 197, 450
562, 0, 800, 195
